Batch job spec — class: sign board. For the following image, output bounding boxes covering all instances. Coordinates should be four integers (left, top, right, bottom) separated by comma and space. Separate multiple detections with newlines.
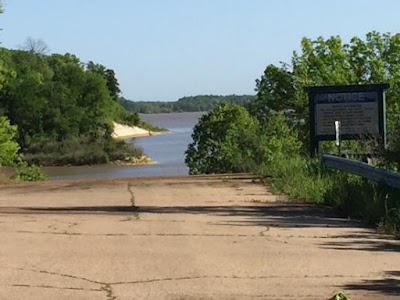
308, 84, 389, 156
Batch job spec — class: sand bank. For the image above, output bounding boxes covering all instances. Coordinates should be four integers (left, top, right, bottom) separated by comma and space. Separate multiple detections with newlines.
111, 122, 157, 139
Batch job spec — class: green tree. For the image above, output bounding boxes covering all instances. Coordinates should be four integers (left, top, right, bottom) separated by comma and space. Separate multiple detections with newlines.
87, 61, 121, 99
258, 113, 302, 164
253, 32, 400, 149
0, 46, 143, 166
0, 7, 20, 166
0, 49, 53, 146
0, 116, 20, 166
251, 64, 296, 128
185, 104, 261, 174
185, 104, 301, 175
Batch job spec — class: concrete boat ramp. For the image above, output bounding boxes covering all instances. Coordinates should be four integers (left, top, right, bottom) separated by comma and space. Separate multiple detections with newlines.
0, 175, 399, 299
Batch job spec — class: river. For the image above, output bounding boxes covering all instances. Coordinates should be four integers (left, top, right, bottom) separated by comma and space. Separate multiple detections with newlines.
43, 112, 204, 180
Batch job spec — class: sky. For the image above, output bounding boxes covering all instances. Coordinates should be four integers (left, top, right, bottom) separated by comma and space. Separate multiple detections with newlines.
1, 0, 400, 102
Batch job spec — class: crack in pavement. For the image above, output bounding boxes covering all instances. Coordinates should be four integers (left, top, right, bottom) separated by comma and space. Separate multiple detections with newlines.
8, 230, 375, 241
108, 273, 384, 285
9, 230, 287, 238
3, 267, 103, 285
127, 183, 139, 220
101, 283, 117, 300
258, 227, 290, 245
2, 266, 388, 300
259, 226, 271, 237
11, 284, 102, 292
3, 267, 111, 299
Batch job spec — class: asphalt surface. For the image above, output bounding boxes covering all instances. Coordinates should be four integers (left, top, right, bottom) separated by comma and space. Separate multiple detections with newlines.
0, 174, 400, 299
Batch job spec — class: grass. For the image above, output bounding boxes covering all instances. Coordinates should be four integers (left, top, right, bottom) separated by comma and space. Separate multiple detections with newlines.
255, 156, 400, 237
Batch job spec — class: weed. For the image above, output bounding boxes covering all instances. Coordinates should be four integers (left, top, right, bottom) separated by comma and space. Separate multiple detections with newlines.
256, 156, 400, 235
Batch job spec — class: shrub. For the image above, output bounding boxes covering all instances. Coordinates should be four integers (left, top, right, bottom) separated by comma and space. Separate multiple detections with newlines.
256, 157, 334, 203
15, 164, 47, 181
185, 104, 261, 174
0, 116, 20, 166
23, 135, 143, 166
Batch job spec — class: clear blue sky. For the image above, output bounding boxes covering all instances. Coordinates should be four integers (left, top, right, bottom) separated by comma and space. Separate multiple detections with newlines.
1, 0, 400, 101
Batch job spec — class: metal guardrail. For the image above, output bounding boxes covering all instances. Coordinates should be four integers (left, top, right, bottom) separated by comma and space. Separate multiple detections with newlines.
322, 154, 400, 189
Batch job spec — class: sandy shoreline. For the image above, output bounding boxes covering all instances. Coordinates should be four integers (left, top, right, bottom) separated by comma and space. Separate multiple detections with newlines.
111, 122, 161, 166
111, 122, 164, 139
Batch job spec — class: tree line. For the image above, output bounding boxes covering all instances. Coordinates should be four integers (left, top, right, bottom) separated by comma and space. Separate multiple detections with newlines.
186, 32, 400, 236
0, 48, 144, 170
120, 95, 255, 114
0, 4, 145, 177
0, 47, 145, 168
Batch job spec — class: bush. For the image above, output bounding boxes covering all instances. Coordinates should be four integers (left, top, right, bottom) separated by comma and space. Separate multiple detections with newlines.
185, 104, 262, 174
23, 135, 143, 166
0, 116, 20, 166
15, 164, 47, 181
106, 139, 144, 161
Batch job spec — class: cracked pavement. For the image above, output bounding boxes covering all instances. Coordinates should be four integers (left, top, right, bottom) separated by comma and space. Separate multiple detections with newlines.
1, 175, 400, 299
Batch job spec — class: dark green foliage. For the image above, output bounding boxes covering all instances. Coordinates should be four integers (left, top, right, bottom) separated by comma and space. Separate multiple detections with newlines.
0, 50, 114, 141
105, 139, 144, 162
23, 136, 109, 166
185, 104, 260, 174
185, 104, 301, 175
185, 32, 400, 237
252, 32, 400, 148
251, 32, 400, 233
120, 95, 255, 114
0, 48, 144, 166
23, 135, 144, 166
87, 61, 121, 99
0, 7, 137, 178
118, 111, 141, 126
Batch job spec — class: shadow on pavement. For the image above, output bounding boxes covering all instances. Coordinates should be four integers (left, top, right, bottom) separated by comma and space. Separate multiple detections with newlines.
320, 239, 400, 252
0, 203, 361, 228
343, 271, 400, 296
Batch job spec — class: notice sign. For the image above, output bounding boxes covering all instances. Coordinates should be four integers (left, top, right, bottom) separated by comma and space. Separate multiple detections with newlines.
308, 84, 389, 156
314, 91, 379, 136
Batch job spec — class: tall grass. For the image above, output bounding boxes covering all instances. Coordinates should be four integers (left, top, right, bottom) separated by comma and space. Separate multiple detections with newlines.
255, 156, 400, 236
256, 157, 332, 203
